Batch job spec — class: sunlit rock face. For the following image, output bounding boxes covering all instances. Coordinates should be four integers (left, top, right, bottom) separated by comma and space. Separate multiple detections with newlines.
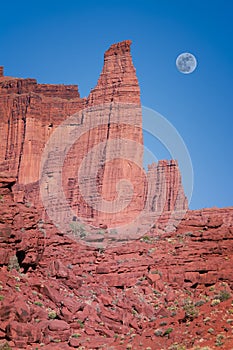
0, 40, 187, 232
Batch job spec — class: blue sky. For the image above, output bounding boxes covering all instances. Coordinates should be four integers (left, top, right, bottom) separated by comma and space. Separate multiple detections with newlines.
0, 0, 232, 210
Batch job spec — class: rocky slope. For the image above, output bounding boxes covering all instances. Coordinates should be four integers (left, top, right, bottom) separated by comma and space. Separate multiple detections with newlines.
0, 174, 232, 349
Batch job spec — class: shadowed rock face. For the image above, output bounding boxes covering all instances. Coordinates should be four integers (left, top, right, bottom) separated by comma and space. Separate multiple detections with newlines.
0, 40, 187, 231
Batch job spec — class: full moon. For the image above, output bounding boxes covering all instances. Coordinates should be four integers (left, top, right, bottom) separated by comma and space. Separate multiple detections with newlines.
176, 52, 197, 74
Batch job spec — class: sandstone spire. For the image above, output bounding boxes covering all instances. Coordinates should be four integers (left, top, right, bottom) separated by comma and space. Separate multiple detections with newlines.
88, 40, 140, 105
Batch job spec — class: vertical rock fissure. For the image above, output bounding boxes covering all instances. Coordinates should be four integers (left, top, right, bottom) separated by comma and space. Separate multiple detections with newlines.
101, 96, 114, 164
5, 117, 10, 161
106, 100, 113, 141
16, 96, 30, 179
80, 111, 84, 125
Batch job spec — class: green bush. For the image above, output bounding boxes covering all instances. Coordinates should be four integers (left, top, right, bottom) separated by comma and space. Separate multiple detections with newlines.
183, 300, 198, 320
34, 301, 43, 307
48, 310, 57, 319
77, 319, 84, 328
163, 328, 173, 336
70, 222, 87, 239
217, 290, 231, 302
7, 255, 20, 272
72, 333, 81, 338
0, 342, 12, 350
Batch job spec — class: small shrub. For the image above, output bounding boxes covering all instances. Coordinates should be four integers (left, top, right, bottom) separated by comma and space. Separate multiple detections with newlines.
0, 295, 4, 301
183, 300, 198, 320
184, 231, 193, 237
163, 328, 173, 336
96, 229, 105, 235
72, 333, 81, 338
98, 247, 105, 254
195, 300, 205, 307
7, 255, 20, 272
217, 290, 231, 302
77, 319, 84, 328
34, 301, 43, 307
70, 222, 87, 239
211, 299, 221, 306
151, 269, 162, 276
226, 318, 233, 324
0, 342, 12, 350
48, 310, 57, 319
208, 328, 214, 334
153, 289, 161, 296
215, 334, 224, 347
141, 235, 151, 242
154, 329, 163, 336
169, 344, 186, 350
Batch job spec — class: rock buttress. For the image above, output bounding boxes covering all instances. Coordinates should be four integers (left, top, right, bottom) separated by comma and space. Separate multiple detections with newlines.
0, 41, 187, 229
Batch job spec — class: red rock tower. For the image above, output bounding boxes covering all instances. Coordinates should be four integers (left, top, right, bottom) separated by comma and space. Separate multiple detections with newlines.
0, 41, 187, 232
0, 66, 3, 77
62, 40, 145, 227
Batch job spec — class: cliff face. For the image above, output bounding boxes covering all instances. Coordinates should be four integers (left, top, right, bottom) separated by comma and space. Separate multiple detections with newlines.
0, 76, 84, 184
0, 40, 187, 232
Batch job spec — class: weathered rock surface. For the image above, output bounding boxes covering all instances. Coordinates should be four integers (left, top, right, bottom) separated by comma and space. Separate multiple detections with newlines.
0, 40, 187, 230
87, 40, 140, 105
146, 160, 188, 212
0, 41, 232, 349
0, 175, 233, 349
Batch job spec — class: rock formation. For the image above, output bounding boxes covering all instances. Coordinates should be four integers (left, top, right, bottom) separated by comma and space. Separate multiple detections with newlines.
0, 41, 232, 349
0, 40, 187, 232
0, 174, 232, 349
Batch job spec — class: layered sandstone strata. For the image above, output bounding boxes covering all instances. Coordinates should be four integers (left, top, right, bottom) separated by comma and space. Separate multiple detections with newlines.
0, 40, 187, 231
